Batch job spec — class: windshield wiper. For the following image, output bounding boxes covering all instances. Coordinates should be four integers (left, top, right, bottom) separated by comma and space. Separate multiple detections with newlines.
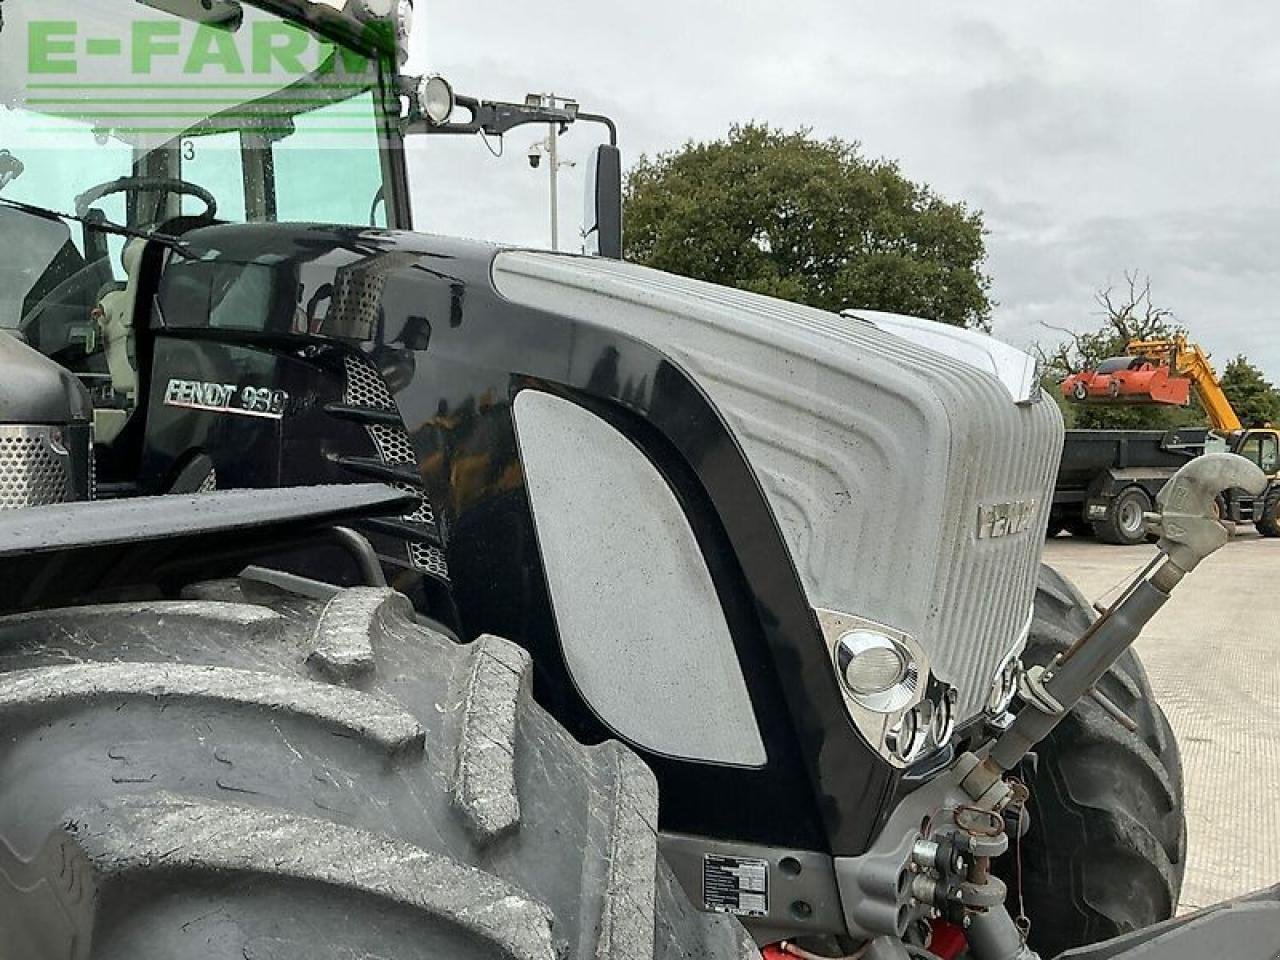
0, 194, 193, 255
135, 0, 243, 29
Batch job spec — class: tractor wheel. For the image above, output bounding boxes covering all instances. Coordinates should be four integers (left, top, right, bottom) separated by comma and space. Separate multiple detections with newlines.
1072, 381, 1089, 401
1093, 486, 1152, 545
1000, 564, 1186, 958
1256, 487, 1280, 537
0, 577, 752, 960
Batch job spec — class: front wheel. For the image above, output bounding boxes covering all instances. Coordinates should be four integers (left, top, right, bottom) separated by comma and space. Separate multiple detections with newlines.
0, 579, 751, 960
1093, 486, 1152, 545
999, 564, 1186, 957
1256, 486, 1280, 537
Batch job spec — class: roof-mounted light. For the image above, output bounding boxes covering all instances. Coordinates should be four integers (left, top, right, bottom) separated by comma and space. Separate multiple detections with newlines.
418, 75, 455, 126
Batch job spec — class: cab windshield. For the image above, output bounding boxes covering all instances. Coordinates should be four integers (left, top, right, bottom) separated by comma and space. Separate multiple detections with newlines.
0, 0, 397, 392
0, 0, 394, 231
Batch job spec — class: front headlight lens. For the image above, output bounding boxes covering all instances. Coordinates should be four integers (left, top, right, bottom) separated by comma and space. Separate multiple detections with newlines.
419, 75, 456, 126
928, 688, 956, 748
834, 629, 918, 713
817, 610, 935, 769
886, 709, 921, 762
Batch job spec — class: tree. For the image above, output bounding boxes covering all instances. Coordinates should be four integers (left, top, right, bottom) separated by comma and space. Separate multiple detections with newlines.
623, 124, 993, 328
1037, 273, 1203, 429
1220, 355, 1280, 427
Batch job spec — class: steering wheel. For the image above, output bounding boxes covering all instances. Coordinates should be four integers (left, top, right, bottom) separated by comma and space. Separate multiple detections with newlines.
74, 176, 218, 224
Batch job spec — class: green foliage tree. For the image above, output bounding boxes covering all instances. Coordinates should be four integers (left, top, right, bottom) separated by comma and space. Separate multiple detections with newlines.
1219, 355, 1280, 426
1038, 273, 1204, 429
623, 124, 993, 328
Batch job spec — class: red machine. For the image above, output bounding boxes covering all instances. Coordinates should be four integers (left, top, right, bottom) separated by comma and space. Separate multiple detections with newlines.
1060, 355, 1192, 405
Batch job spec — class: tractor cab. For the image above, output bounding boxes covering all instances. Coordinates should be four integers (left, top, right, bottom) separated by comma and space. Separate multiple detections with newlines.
0, 0, 406, 458
0, 0, 619, 489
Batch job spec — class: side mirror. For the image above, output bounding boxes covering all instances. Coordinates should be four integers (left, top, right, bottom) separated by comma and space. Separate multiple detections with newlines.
584, 144, 623, 260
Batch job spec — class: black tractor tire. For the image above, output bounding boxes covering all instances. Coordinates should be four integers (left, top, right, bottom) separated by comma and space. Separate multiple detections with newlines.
1256, 486, 1280, 537
0, 576, 753, 960
1092, 486, 1152, 545
1002, 564, 1186, 958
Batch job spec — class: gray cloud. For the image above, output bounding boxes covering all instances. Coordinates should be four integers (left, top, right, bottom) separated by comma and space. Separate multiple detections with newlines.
406, 1, 1280, 380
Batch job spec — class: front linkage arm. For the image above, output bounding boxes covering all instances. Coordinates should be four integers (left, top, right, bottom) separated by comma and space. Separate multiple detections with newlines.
839, 455, 1268, 960
948, 453, 1268, 960
986, 451, 1266, 777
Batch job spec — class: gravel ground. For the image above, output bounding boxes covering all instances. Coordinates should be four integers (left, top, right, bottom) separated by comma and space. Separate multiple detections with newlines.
1043, 531, 1279, 913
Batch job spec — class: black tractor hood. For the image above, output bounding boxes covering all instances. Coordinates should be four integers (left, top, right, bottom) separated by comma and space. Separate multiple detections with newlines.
0, 331, 93, 425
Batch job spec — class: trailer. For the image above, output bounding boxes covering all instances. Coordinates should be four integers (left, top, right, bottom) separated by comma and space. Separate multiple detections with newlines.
1052, 427, 1280, 544
1050, 428, 1205, 544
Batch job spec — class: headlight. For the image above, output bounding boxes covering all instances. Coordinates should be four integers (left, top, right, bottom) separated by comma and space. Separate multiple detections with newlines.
927, 687, 956, 749
987, 651, 1021, 716
834, 629, 919, 712
886, 685, 956, 764
417, 75, 455, 126
886, 709, 921, 763
818, 610, 938, 768
987, 607, 1034, 718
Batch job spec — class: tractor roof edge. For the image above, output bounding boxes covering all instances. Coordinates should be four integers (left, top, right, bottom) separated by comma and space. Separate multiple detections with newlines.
250, 0, 410, 59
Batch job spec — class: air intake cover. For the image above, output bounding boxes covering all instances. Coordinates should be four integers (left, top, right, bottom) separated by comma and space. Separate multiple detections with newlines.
0, 333, 93, 507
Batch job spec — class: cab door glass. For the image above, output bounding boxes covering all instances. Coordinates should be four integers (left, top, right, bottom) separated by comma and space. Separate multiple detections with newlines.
1259, 435, 1279, 474
1239, 435, 1263, 468
273, 92, 386, 226
178, 134, 247, 222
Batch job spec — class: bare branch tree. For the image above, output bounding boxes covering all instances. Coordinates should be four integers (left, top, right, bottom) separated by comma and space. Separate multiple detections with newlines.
1092, 271, 1177, 342
1038, 271, 1182, 378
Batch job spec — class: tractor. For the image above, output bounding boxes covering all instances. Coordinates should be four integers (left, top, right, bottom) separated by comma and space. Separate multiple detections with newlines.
0, 1, 1275, 957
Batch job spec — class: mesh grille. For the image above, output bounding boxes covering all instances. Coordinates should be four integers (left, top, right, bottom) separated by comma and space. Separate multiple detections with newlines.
344, 355, 447, 579
343, 354, 397, 412
371, 423, 418, 466
327, 252, 422, 341
0, 427, 71, 509
410, 543, 451, 579
330, 271, 385, 340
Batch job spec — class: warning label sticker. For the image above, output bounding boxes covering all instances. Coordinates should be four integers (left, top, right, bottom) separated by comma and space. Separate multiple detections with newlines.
702, 854, 769, 917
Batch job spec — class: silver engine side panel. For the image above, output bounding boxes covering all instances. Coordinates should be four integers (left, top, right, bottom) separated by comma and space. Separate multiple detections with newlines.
492, 253, 1064, 722
514, 389, 766, 767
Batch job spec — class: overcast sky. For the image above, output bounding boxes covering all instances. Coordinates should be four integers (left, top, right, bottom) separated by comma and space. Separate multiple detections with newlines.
405, 2, 1280, 378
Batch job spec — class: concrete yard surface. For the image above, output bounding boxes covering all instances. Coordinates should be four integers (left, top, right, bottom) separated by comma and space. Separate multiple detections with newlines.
1043, 532, 1279, 913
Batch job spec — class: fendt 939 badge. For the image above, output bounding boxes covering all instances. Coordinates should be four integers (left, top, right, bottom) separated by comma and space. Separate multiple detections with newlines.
164, 378, 290, 420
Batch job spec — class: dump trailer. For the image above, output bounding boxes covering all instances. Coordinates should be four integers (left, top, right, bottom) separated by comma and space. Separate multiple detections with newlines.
1051, 428, 1208, 544
1052, 428, 1280, 544
2, 1, 1279, 958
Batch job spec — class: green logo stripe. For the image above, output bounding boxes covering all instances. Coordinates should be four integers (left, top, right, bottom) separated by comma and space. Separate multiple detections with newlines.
29, 126, 383, 134
28, 98, 369, 105
26, 82, 373, 90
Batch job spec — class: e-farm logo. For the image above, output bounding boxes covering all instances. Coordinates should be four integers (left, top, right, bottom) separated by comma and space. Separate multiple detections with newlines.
26, 19, 382, 77
19, 17, 389, 138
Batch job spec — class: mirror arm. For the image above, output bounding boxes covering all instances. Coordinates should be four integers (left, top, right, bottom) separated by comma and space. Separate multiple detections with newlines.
404, 94, 579, 137
576, 112, 618, 147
